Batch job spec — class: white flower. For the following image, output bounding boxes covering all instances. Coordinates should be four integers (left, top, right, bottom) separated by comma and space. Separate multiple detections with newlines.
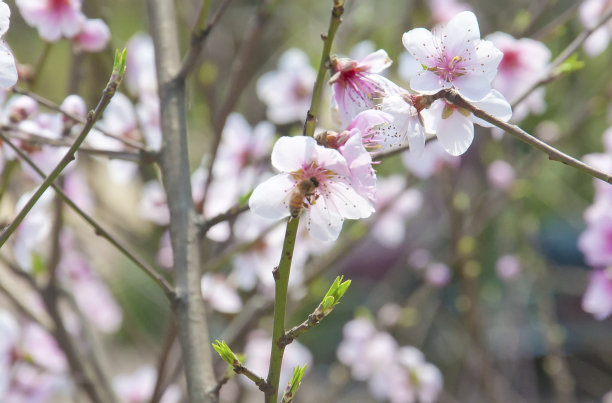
402, 11, 503, 101
249, 136, 374, 242
422, 89, 512, 156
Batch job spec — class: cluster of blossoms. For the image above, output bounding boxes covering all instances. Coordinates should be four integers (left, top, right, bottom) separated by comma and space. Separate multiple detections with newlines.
578, 128, 612, 320
337, 316, 443, 402
249, 11, 515, 241
16, 0, 110, 52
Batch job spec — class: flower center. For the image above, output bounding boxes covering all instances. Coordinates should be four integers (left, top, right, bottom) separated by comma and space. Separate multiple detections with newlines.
431, 55, 465, 82
500, 49, 521, 71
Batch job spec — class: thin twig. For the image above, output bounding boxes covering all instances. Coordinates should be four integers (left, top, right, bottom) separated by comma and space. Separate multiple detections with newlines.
0, 65, 124, 248
438, 89, 612, 185
176, 0, 236, 82
512, 8, 612, 108
200, 0, 281, 215
0, 133, 175, 299
198, 204, 249, 237
149, 319, 178, 403
2, 127, 152, 163
11, 87, 148, 151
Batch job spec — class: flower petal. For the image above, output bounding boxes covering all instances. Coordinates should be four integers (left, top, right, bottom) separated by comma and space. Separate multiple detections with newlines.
358, 49, 392, 74
249, 173, 294, 220
440, 11, 480, 56
471, 90, 512, 127
271, 136, 317, 172
436, 109, 474, 156
402, 28, 438, 66
306, 195, 343, 242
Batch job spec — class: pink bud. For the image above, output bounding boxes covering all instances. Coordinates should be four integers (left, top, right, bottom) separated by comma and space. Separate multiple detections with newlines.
73, 19, 111, 52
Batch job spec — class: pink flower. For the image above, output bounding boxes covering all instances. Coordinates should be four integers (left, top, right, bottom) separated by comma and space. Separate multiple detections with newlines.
0, 3, 18, 88
402, 11, 503, 101
139, 180, 170, 226
402, 140, 461, 178
578, 212, 612, 267
428, 0, 473, 24
256, 48, 316, 124
126, 34, 157, 98
422, 89, 511, 156
425, 262, 451, 287
495, 254, 522, 281
582, 269, 612, 320
329, 49, 397, 126
249, 136, 374, 242
487, 32, 550, 120
73, 18, 110, 52
579, 0, 612, 56
379, 93, 427, 154
487, 159, 516, 191
16, 0, 85, 42
370, 176, 423, 249
200, 273, 242, 314
113, 365, 181, 403
242, 330, 312, 392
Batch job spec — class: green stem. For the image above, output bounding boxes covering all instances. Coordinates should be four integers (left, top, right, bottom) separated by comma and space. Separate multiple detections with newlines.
0, 159, 17, 205
0, 68, 122, 248
266, 218, 299, 403
303, 0, 345, 136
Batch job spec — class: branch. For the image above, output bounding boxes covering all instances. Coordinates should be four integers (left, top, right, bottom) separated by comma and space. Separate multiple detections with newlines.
2, 128, 153, 163
303, 0, 345, 136
0, 133, 175, 299
199, 0, 280, 215
146, 0, 218, 401
176, 0, 236, 82
511, 8, 612, 108
0, 53, 126, 248
198, 203, 249, 237
11, 87, 148, 152
438, 89, 612, 185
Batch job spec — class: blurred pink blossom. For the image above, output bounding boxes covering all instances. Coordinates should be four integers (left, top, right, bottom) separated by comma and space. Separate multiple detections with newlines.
427, 0, 473, 24
487, 159, 516, 191
256, 48, 316, 124
16, 0, 85, 42
582, 269, 612, 320
0, 2, 18, 88
402, 141, 460, 179
487, 32, 550, 120
425, 262, 451, 287
200, 273, 242, 314
495, 254, 522, 281
242, 330, 312, 392
579, 0, 612, 56
113, 365, 181, 403
73, 18, 110, 52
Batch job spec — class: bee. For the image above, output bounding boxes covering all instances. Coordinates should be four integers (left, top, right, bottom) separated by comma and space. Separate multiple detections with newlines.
289, 177, 320, 219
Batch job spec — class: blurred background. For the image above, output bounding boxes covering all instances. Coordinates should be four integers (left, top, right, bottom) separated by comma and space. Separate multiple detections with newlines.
2, 0, 612, 402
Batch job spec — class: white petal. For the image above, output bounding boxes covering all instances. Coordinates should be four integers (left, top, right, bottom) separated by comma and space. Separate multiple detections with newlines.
271, 136, 316, 172
359, 49, 392, 73
0, 43, 17, 88
402, 28, 438, 66
471, 90, 512, 127
436, 109, 474, 156
314, 145, 352, 177
441, 11, 480, 56
452, 73, 492, 101
306, 196, 343, 242
0, 3, 10, 37
326, 180, 374, 219
248, 173, 294, 220
409, 70, 445, 94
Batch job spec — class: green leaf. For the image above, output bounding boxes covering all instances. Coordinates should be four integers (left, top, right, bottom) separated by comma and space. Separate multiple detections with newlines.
317, 276, 351, 317
212, 340, 239, 366
554, 54, 584, 75
282, 364, 307, 402
31, 253, 46, 277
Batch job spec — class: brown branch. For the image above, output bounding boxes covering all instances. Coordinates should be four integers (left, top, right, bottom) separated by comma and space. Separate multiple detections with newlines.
2, 127, 154, 163
0, 133, 175, 299
200, 0, 280, 215
437, 89, 612, 185
146, 0, 218, 401
176, 0, 236, 82
11, 87, 148, 151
